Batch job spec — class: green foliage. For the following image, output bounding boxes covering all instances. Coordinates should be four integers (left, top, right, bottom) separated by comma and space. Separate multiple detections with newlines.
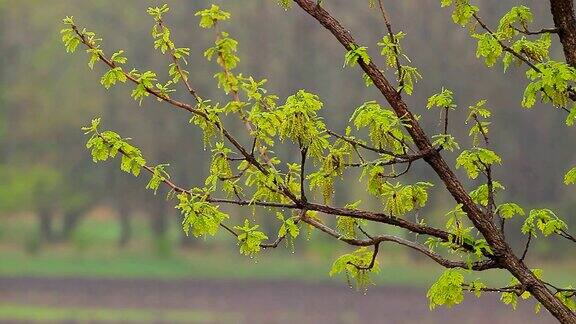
195, 5, 231, 29
276, 213, 300, 245
176, 191, 229, 238
307, 140, 351, 202
82, 118, 146, 176
466, 100, 491, 145
234, 219, 269, 257
441, 0, 478, 27
336, 216, 365, 239
503, 34, 550, 72
566, 105, 576, 126
466, 100, 491, 122
376, 181, 434, 216
350, 101, 410, 153
500, 289, 527, 310
329, 247, 380, 290
344, 44, 371, 67
190, 99, 222, 147
555, 287, 576, 312
362, 163, 435, 218
427, 88, 456, 110
444, 204, 473, 246
496, 203, 525, 219
277, 0, 292, 10
151, 25, 174, 54
468, 279, 487, 298
147, 4, 169, 21
469, 181, 504, 206
432, 134, 460, 151
500, 269, 542, 310
204, 32, 239, 71
130, 70, 158, 105
119, 146, 146, 177
100, 67, 127, 89
205, 142, 233, 190
473, 33, 502, 67
375, 31, 420, 94
522, 61, 576, 108
497, 6, 533, 40
564, 167, 576, 185
377, 31, 405, 68
399, 65, 422, 95
521, 209, 567, 237
110, 50, 127, 65
455, 148, 501, 179
427, 269, 464, 309
277, 90, 329, 160
81, 117, 101, 135
87, 48, 104, 69
146, 164, 170, 194
442, 205, 494, 257
243, 162, 288, 205
471, 239, 493, 258
362, 73, 374, 87
84, 133, 116, 163
60, 16, 80, 53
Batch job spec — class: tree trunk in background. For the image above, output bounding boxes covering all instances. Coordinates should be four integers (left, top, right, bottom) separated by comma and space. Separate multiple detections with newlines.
38, 209, 54, 242
104, 136, 133, 247
148, 198, 172, 256
149, 198, 168, 239
60, 210, 82, 241
550, 0, 576, 68
111, 177, 131, 247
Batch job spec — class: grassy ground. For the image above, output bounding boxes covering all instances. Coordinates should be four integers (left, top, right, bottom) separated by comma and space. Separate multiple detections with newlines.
1, 249, 573, 287
0, 213, 573, 287
0, 214, 573, 287
0, 305, 236, 323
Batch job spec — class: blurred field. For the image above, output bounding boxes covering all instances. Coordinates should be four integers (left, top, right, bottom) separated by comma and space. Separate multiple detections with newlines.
0, 213, 572, 323
1, 213, 574, 284
0, 212, 459, 285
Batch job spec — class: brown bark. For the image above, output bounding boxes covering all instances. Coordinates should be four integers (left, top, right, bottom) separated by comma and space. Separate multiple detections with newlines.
293, 0, 576, 322
550, 0, 576, 68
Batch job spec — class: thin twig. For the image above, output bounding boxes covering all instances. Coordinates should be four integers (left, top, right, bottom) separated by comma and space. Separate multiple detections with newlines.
302, 214, 498, 271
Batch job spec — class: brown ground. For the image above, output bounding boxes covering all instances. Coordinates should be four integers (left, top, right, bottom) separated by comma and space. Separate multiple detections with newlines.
0, 277, 555, 323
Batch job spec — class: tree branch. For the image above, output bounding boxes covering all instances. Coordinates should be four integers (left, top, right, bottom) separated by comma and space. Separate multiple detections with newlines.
376, 0, 403, 92
550, 0, 576, 68
302, 214, 499, 271
512, 26, 558, 36
290, 2, 573, 320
